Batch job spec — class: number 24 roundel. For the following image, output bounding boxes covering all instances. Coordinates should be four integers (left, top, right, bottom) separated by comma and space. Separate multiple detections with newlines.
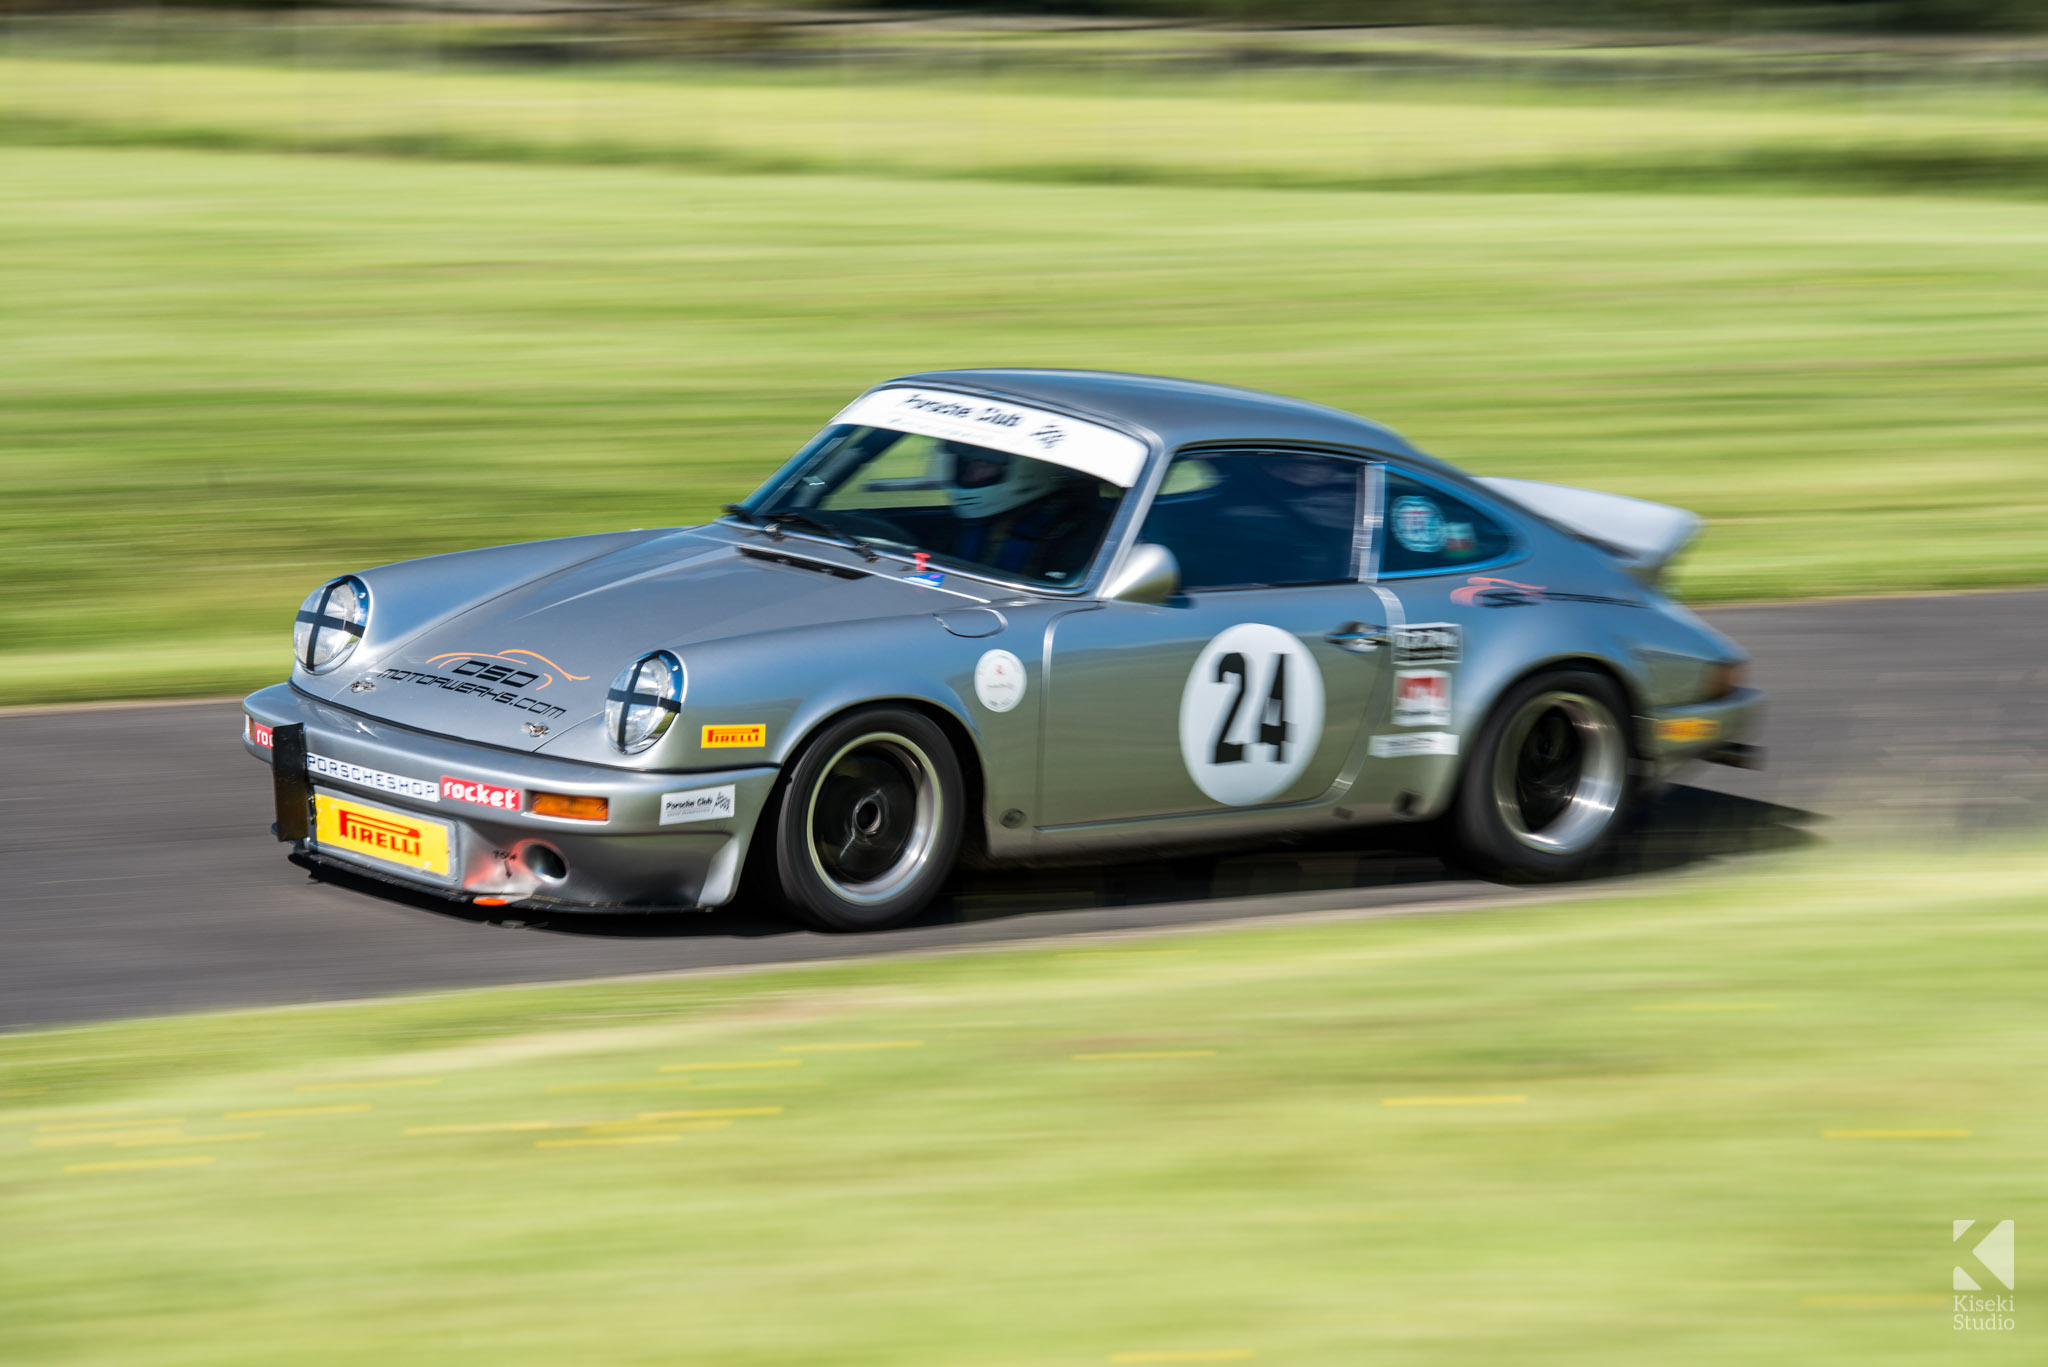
1178, 623, 1326, 806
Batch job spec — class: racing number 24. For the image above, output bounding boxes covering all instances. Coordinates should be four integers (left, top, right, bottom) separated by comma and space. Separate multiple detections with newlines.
1211, 652, 1291, 764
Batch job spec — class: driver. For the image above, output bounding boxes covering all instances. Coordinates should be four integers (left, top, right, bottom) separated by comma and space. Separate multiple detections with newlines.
934, 440, 1095, 579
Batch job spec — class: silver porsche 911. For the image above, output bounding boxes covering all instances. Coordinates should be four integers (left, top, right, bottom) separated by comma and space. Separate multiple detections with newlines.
244, 369, 1764, 930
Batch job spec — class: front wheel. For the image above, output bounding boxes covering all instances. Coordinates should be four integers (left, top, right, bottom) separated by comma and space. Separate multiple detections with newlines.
1452, 668, 1635, 882
771, 707, 964, 931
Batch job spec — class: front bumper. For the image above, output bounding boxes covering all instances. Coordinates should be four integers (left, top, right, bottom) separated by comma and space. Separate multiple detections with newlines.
243, 683, 778, 910
1643, 685, 1767, 773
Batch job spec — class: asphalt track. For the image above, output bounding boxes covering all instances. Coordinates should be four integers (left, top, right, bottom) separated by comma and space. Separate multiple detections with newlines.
5, 590, 2044, 1032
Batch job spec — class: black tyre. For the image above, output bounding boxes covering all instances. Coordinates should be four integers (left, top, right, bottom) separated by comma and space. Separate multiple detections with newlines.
771, 706, 964, 931
1452, 668, 1635, 882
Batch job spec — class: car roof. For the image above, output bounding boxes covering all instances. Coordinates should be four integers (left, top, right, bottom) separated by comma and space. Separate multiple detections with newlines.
881, 368, 1459, 477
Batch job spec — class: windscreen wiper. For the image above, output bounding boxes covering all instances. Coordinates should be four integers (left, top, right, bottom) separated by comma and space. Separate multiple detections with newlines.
721, 503, 784, 540
763, 511, 881, 562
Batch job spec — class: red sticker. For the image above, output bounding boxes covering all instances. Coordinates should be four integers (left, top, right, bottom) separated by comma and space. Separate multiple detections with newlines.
248, 718, 274, 749
440, 775, 522, 812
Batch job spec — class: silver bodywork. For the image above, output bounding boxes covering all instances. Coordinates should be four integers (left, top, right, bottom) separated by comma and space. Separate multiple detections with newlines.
244, 369, 1763, 910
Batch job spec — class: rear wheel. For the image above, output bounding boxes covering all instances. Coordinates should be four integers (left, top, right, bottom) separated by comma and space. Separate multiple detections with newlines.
1452, 668, 1634, 881
771, 707, 963, 931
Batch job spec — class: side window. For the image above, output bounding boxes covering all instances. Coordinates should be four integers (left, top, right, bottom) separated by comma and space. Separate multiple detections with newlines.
1377, 469, 1514, 576
1139, 449, 1363, 592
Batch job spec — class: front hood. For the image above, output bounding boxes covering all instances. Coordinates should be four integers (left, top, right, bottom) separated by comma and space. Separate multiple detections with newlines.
308, 529, 986, 751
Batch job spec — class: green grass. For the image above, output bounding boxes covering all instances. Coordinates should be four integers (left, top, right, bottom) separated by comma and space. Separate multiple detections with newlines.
12, 55, 2048, 197
3, 845, 2045, 1364
3, 56, 2048, 702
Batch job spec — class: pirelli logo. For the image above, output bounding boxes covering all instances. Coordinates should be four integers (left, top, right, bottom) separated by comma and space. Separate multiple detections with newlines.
701, 724, 767, 749
314, 794, 452, 876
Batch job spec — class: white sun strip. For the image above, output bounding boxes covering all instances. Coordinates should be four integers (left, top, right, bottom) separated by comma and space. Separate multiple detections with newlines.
834, 388, 1150, 489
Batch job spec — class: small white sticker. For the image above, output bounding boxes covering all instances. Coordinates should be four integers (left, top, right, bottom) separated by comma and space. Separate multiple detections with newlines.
1369, 732, 1459, 759
1393, 670, 1451, 727
1179, 623, 1326, 806
1391, 496, 1446, 554
973, 649, 1027, 713
660, 784, 736, 825
1391, 622, 1461, 665
307, 753, 439, 803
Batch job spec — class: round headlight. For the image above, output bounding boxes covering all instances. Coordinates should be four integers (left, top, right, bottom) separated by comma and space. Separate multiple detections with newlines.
293, 576, 370, 674
605, 651, 685, 754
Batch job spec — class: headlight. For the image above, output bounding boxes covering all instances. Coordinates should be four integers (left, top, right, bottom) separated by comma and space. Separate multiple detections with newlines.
605, 651, 685, 754
293, 576, 370, 674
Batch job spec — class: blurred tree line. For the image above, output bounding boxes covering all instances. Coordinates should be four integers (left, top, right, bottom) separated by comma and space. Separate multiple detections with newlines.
860, 1, 2048, 31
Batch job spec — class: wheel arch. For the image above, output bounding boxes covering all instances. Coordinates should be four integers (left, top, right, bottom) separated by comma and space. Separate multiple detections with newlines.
744, 693, 992, 866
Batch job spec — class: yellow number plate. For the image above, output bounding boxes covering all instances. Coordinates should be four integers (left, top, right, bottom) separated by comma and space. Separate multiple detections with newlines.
313, 794, 452, 876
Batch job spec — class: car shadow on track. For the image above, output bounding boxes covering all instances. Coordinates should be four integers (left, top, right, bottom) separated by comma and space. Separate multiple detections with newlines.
293, 783, 1822, 941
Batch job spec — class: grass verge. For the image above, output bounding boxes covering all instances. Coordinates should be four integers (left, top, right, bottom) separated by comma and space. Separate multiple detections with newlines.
3, 846, 2044, 1362
4, 141, 2047, 701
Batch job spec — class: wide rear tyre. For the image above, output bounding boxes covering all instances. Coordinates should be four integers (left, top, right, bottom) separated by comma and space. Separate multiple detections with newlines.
771, 706, 964, 931
1452, 668, 1635, 882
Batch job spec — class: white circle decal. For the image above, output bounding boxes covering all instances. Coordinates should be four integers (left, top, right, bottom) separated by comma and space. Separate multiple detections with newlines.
1391, 496, 1446, 554
973, 649, 1026, 713
1178, 623, 1325, 806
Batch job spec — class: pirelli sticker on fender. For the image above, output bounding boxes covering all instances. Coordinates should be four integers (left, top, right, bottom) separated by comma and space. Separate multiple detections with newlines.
314, 794, 452, 876
701, 724, 767, 749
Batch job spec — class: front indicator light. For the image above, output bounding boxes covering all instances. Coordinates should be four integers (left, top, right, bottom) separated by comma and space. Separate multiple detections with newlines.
1704, 661, 1747, 700
531, 792, 609, 822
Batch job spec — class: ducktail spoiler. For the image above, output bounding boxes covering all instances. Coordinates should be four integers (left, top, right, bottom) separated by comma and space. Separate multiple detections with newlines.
1476, 477, 1701, 586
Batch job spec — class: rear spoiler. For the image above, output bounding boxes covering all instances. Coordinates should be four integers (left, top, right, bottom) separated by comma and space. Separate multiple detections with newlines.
1476, 477, 1701, 586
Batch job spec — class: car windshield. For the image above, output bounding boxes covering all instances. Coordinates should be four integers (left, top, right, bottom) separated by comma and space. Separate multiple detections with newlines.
745, 423, 1128, 589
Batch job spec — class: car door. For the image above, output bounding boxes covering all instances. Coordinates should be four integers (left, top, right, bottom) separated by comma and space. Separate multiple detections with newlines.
1037, 448, 1393, 828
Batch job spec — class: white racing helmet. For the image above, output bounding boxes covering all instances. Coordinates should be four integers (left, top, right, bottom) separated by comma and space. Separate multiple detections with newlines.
935, 440, 1061, 520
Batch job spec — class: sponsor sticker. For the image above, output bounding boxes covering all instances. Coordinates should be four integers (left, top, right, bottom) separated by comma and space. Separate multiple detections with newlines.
906, 571, 947, 587
660, 784, 737, 825
702, 724, 767, 749
1369, 731, 1459, 759
314, 794, 452, 875
832, 387, 1149, 489
1390, 496, 1447, 554
973, 649, 1027, 714
1178, 623, 1326, 807
1656, 717, 1721, 745
441, 775, 522, 812
247, 717, 273, 749
1394, 670, 1452, 728
308, 753, 440, 803
1391, 622, 1461, 666
1444, 521, 1476, 554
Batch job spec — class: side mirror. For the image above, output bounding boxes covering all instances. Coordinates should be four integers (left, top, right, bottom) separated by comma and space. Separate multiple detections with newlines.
1102, 542, 1180, 605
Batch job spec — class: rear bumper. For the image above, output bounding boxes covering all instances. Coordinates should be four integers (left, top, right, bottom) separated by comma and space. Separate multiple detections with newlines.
243, 683, 778, 910
1643, 685, 1767, 773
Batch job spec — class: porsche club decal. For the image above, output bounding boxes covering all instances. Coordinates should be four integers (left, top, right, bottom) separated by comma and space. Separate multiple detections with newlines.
314, 794, 452, 876
702, 724, 767, 749
1178, 623, 1325, 807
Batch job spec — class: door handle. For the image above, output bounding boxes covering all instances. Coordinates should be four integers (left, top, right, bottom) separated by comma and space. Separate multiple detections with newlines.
1326, 622, 1389, 654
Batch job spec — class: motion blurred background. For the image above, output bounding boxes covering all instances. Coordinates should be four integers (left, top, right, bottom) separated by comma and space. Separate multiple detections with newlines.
5, 0, 2048, 701
4, 5, 2046, 1364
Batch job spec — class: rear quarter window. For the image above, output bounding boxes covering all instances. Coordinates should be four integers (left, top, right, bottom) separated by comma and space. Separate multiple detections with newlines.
1378, 470, 1515, 576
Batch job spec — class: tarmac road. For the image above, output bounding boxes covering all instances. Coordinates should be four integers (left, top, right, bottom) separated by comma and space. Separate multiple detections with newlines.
4, 589, 2044, 1032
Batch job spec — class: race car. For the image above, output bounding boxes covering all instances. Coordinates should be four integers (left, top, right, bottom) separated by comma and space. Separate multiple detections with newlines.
244, 369, 1764, 931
